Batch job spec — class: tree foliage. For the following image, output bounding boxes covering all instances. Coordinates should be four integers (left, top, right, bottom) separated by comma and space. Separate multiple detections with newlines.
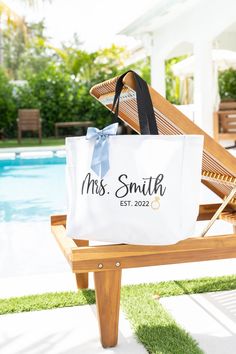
3, 25, 26, 79
1, 23, 130, 137
0, 67, 17, 136
3, 20, 56, 80
1, 19, 235, 139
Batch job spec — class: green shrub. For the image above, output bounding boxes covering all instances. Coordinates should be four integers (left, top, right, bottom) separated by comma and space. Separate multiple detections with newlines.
219, 68, 236, 100
15, 66, 80, 136
0, 68, 17, 137
76, 84, 112, 128
14, 84, 40, 109
13, 64, 113, 136
29, 65, 80, 136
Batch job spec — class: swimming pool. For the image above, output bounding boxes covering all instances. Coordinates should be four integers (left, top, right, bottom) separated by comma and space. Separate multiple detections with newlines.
0, 155, 66, 222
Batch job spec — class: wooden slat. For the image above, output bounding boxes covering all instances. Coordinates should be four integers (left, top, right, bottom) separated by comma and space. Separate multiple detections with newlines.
218, 133, 236, 140
73, 239, 89, 288
202, 171, 236, 187
221, 117, 236, 123
51, 224, 77, 266
220, 102, 236, 110
220, 211, 236, 225
197, 203, 234, 220
51, 214, 67, 227
220, 110, 236, 115
51, 214, 236, 274
70, 234, 236, 258
220, 113, 236, 131
71, 236, 236, 273
216, 108, 236, 136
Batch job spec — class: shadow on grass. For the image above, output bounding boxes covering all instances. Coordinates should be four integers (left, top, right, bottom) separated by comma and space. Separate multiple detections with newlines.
80, 289, 96, 305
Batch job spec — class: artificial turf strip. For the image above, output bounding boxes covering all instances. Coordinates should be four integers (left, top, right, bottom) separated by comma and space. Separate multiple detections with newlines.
120, 275, 236, 353
1, 274, 236, 316
1, 275, 236, 354
121, 290, 203, 354
0, 290, 95, 315
122, 274, 236, 299
0, 138, 65, 148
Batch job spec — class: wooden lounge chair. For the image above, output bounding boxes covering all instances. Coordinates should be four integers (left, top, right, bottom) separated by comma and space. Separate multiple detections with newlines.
51, 72, 236, 348
17, 109, 42, 144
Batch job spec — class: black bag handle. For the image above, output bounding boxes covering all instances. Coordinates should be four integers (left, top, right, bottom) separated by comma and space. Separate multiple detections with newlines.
111, 70, 159, 135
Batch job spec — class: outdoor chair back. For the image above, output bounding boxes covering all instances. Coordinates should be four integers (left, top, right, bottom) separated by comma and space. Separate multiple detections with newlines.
17, 109, 42, 144
213, 101, 236, 148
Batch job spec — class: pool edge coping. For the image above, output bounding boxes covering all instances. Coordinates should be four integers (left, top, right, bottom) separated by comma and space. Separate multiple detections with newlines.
0, 145, 65, 154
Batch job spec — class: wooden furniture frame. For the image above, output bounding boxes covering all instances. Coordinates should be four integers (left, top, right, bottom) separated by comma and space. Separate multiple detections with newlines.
213, 101, 236, 148
17, 109, 42, 144
55, 121, 93, 137
51, 72, 236, 348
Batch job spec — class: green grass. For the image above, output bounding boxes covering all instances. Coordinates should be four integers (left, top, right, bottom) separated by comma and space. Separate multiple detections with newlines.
0, 138, 65, 148
0, 290, 95, 315
120, 275, 236, 354
1, 274, 236, 353
121, 288, 203, 354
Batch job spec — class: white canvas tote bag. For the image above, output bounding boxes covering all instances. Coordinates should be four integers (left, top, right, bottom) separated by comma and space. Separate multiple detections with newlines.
66, 71, 204, 245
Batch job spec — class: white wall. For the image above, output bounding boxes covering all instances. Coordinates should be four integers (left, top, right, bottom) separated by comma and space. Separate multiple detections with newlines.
148, 0, 236, 134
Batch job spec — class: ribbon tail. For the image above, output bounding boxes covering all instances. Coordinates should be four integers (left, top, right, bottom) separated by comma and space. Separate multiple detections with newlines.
91, 139, 103, 178
99, 139, 109, 178
91, 162, 101, 177
100, 150, 109, 178
100, 161, 109, 178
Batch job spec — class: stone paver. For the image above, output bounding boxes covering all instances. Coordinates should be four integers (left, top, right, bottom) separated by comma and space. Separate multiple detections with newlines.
0, 305, 147, 354
160, 290, 236, 354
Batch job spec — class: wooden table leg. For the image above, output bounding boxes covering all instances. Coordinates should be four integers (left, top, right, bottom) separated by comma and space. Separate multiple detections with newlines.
94, 269, 122, 348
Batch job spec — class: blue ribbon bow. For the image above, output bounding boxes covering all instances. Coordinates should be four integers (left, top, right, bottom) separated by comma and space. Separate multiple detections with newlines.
86, 123, 118, 178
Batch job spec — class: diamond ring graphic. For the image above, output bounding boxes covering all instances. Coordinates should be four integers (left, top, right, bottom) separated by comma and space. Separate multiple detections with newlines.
151, 196, 160, 210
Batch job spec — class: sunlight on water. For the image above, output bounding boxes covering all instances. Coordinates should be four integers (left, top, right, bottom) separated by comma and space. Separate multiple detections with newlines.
0, 156, 66, 222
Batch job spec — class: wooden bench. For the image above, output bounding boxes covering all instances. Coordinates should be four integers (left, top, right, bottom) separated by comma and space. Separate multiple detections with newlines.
213, 101, 236, 148
55, 121, 93, 137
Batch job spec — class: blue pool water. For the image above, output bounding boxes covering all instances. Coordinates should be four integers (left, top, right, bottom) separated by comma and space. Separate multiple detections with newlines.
0, 156, 66, 222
